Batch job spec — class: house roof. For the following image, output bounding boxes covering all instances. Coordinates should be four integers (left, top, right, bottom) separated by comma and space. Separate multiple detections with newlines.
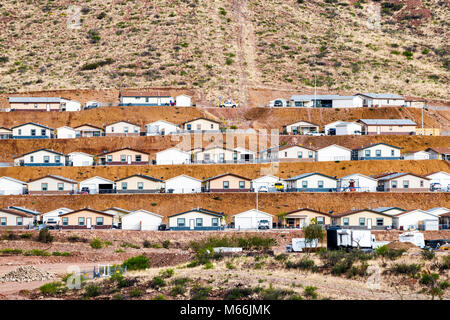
425, 148, 450, 155
42, 207, 73, 215
285, 172, 337, 181
11, 122, 54, 130
440, 212, 450, 218
145, 120, 178, 126
285, 120, 319, 127
57, 126, 76, 131
356, 93, 404, 99
358, 119, 417, 126
192, 146, 237, 153
181, 117, 220, 125
316, 144, 352, 152
203, 172, 251, 182
426, 207, 450, 214
0, 126, 12, 131
97, 148, 149, 156
425, 171, 450, 178
284, 208, 331, 216
168, 208, 224, 218
28, 175, 78, 184
103, 207, 131, 214
376, 172, 430, 181
334, 209, 393, 218
278, 144, 316, 152
9, 97, 61, 103
232, 209, 273, 217
81, 176, 114, 184
373, 207, 406, 213
165, 174, 202, 182
339, 173, 377, 182
127, 209, 163, 218
120, 90, 174, 97
17, 148, 65, 158
115, 174, 163, 183
59, 208, 114, 217
251, 175, 282, 182
105, 121, 140, 127
291, 95, 356, 101
0, 208, 33, 218
393, 209, 438, 218
7, 206, 40, 215
355, 142, 402, 151
73, 124, 103, 130
335, 122, 362, 127
0, 176, 26, 184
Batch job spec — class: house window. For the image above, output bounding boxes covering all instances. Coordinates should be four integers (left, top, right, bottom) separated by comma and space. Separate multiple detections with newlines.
31, 129, 36, 136
317, 217, 324, 225
391, 149, 395, 156
376, 218, 384, 226
392, 181, 397, 188
210, 124, 214, 129
297, 151, 302, 158
239, 181, 245, 189
389, 126, 393, 131
223, 181, 229, 189
122, 182, 128, 190
43, 156, 50, 163
343, 218, 349, 226
78, 217, 85, 226
204, 154, 210, 161
134, 127, 139, 133
124, 127, 129, 133
177, 218, 185, 227
41, 183, 48, 191
17, 217, 23, 226
62, 217, 68, 226
137, 182, 143, 190
318, 180, 324, 188
96, 217, 104, 226
212, 218, 219, 227
403, 180, 409, 188
233, 153, 238, 160
197, 124, 201, 130
107, 155, 112, 162
57, 183, 64, 191
121, 155, 126, 162
187, 124, 192, 130
111, 127, 115, 132
30, 156, 34, 163
196, 218, 203, 227
365, 150, 371, 157
34, 104, 38, 109
136, 155, 142, 162
0, 217, 6, 226
18, 129, 22, 135
219, 153, 225, 162
376, 150, 381, 157
302, 180, 308, 188
420, 180, 424, 187
308, 151, 313, 159
359, 218, 365, 226
55, 156, 61, 163
41, 129, 46, 136
284, 152, 288, 157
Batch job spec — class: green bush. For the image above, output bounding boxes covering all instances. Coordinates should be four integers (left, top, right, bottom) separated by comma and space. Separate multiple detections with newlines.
90, 238, 103, 249
421, 250, 435, 260
38, 229, 53, 243
0, 248, 23, 255
24, 249, 50, 256
390, 263, 421, 277
129, 288, 142, 298
150, 276, 166, 289
285, 257, 317, 272
159, 268, 174, 278
52, 251, 71, 256
303, 286, 318, 299
122, 255, 149, 271
225, 287, 254, 300
40, 282, 64, 295
190, 285, 211, 300
20, 233, 33, 239
162, 240, 171, 249
375, 245, 405, 260
84, 284, 101, 298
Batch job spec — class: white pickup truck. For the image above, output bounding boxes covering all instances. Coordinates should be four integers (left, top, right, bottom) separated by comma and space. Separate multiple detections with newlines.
220, 100, 238, 108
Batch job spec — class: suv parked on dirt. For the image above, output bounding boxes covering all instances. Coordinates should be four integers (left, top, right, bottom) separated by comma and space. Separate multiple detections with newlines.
220, 100, 238, 108
258, 220, 270, 230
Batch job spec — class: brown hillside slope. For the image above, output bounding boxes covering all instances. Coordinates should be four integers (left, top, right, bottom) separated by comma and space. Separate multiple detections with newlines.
0, 0, 448, 101
0, 135, 448, 162
1, 160, 448, 182
0, 193, 447, 221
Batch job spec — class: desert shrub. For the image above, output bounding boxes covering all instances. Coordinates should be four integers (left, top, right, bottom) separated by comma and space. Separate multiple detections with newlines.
390, 263, 421, 277
40, 282, 64, 295
84, 284, 101, 298
190, 285, 211, 300
331, 258, 354, 276
204, 262, 214, 269
275, 253, 288, 261
375, 245, 404, 260
52, 251, 71, 256
159, 268, 174, 278
170, 278, 191, 297
81, 58, 114, 71
225, 287, 254, 300
346, 263, 369, 278
67, 235, 81, 242
1, 231, 17, 240
90, 238, 102, 249
285, 257, 317, 272
0, 248, 23, 254
162, 240, 170, 249
121, 242, 140, 249
260, 285, 293, 300
122, 255, 149, 271
143, 240, 151, 248
38, 229, 53, 243
129, 288, 142, 298
421, 250, 435, 260
420, 272, 439, 285
24, 249, 50, 256
150, 276, 166, 289
20, 233, 33, 239
153, 294, 166, 300
303, 286, 318, 299
226, 261, 236, 270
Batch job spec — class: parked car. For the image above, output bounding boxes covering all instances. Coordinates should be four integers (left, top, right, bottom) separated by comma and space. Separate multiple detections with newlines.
158, 224, 167, 231
274, 183, 284, 192
257, 186, 269, 193
305, 132, 325, 136
80, 187, 90, 194
220, 100, 238, 108
258, 220, 270, 230
430, 183, 442, 192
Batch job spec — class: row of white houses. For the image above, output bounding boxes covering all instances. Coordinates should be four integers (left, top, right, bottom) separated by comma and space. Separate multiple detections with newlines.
1, 205, 448, 232
0, 118, 220, 140
0, 171, 448, 196
10, 144, 450, 167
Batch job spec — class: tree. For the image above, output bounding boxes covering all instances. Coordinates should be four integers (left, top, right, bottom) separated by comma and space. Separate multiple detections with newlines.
277, 212, 287, 228
303, 219, 325, 252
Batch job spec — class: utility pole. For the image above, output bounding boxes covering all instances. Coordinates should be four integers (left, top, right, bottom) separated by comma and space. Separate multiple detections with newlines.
256, 189, 258, 212
314, 74, 317, 108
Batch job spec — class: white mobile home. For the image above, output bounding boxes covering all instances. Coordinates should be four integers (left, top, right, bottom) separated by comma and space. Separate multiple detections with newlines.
0, 176, 27, 195
168, 208, 224, 230
403, 151, 431, 160
283, 121, 319, 134
276, 145, 316, 162
335, 122, 363, 135
356, 93, 405, 107
290, 95, 363, 108
68, 152, 94, 167
79, 176, 115, 194
233, 209, 273, 230
156, 148, 190, 165
355, 143, 402, 160
0, 208, 34, 228
14, 149, 66, 167
316, 144, 352, 162
56, 126, 76, 139
119, 90, 175, 106
338, 173, 378, 192
285, 173, 338, 192
145, 120, 179, 135
165, 175, 202, 193
12, 123, 54, 139
251, 175, 284, 192
121, 209, 163, 231
42, 207, 73, 224
392, 210, 439, 231
175, 95, 192, 107
425, 171, 450, 190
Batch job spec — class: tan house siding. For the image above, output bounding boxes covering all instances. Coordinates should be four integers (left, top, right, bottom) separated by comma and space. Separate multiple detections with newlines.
183, 119, 220, 131
10, 102, 60, 111
99, 149, 149, 165
105, 122, 141, 136
207, 175, 251, 192
332, 210, 393, 229
285, 209, 331, 228
60, 209, 113, 229
28, 177, 77, 195
116, 176, 163, 193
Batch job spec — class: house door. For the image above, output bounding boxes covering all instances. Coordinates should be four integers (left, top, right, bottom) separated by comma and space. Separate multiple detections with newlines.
367, 218, 372, 230
376, 126, 381, 135
86, 218, 92, 229
46, 104, 50, 112
127, 155, 132, 164
189, 219, 195, 230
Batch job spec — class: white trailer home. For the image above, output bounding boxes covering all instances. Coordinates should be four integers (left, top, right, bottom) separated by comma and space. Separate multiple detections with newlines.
12, 123, 54, 139
355, 143, 402, 160
290, 95, 363, 108
175, 95, 192, 107
324, 120, 346, 135
338, 173, 378, 192
14, 149, 66, 167
425, 171, 450, 190
0, 176, 27, 195
283, 121, 319, 134
285, 173, 338, 192
251, 175, 284, 192
164, 175, 202, 193
168, 208, 224, 230
403, 151, 431, 160
356, 93, 405, 107
56, 126, 76, 139
335, 122, 363, 135
121, 209, 163, 231
316, 144, 352, 162
42, 207, 73, 225
392, 210, 439, 231
156, 148, 190, 165
79, 176, 115, 194
145, 120, 179, 135
276, 145, 316, 162
60, 99, 81, 111
68, 152, 94, 167
233, 209, 273, 230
